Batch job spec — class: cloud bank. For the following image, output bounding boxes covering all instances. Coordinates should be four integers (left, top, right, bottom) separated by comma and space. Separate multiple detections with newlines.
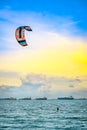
0, 72, 87, 98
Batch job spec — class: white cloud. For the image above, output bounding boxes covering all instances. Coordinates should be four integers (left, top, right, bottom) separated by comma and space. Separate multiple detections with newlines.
0, 9, 83, 52
0, 72, 87, 98
20, 73, 87, 98
0, 71, 22, 87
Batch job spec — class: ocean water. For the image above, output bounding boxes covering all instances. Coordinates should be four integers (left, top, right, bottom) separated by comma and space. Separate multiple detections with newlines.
0, 99, 87, 130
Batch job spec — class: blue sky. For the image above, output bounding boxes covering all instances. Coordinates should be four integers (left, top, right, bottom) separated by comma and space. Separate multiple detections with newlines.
0, 0, 87, 32
0, 0, 87, 98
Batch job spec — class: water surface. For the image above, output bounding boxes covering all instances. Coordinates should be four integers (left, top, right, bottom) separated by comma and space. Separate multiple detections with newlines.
0, 99, 87, 130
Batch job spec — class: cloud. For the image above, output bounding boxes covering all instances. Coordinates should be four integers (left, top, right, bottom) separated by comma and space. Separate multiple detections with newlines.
0, 29, 87, 77
68, 85, 75, 88
0, 8, 85, 52
2, 8, 86, 37
21, 73, 87, 93
0, 71, 22, 87
69, 78, 81, 83
0, 72, 87, 98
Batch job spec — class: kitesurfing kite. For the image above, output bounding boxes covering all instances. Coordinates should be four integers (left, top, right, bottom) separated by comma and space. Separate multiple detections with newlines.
15, 26, 32, 46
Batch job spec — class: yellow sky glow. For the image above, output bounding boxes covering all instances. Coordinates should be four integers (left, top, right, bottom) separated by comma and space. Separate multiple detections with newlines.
0, 36, 87, 79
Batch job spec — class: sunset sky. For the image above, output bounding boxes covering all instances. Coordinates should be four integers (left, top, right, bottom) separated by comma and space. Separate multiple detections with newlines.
0, 0, 87, 98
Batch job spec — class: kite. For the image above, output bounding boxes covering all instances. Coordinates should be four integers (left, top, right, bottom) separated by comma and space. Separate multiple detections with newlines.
15, 26, 32, 46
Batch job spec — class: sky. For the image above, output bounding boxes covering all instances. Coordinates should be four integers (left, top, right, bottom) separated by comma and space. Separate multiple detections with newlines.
0, 0, 87, 98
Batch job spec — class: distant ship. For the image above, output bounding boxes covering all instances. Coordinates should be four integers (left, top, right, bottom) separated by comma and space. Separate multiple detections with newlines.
35, 97, 47, 100
0, 97, 17, 100
58, 96, 74, 100
19, 97, 31, 100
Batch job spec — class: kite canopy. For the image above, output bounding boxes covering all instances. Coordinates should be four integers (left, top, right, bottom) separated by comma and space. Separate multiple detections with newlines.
15, 26, 32, 46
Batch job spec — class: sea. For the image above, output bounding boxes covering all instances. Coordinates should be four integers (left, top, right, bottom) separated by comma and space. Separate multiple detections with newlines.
0, 99, 87, 130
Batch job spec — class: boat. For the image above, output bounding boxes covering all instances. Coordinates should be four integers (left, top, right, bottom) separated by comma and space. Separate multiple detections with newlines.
58, 96, 74, 100
0, 97, 17, 100
19, 97, 31, 100
35, 97, 47, 100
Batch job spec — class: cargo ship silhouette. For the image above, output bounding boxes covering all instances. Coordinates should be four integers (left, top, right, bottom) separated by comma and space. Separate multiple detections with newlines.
58, 96, 74, 100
